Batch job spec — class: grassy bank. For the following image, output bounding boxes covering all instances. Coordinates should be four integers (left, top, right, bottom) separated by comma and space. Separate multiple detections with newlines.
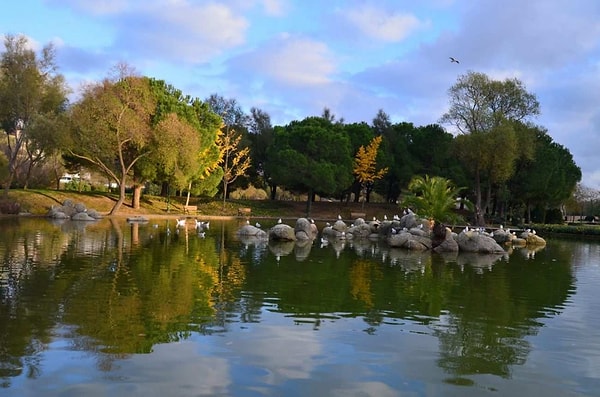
4, 189, 400, 221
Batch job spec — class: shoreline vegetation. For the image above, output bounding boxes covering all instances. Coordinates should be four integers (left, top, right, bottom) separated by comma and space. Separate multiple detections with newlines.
4, 189, 600, 237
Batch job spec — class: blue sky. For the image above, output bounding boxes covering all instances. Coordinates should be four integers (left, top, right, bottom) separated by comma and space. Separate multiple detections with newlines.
3, 0, 600, 188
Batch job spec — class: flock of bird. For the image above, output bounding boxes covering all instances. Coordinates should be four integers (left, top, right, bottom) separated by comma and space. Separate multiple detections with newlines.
151, 218, 211, 238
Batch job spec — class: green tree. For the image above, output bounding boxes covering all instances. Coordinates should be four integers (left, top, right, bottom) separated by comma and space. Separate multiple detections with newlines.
378, 121, 417, 202
246, 107, 275, 197
67, 66, 156, 214
0, 151, 9, 184
0, 34, 69, 194
267, 116, 353, 216
509, 128, 581, 223
401, 175, 467, 225
440, 72, 540, 225
353, 135, 388, 205
133, 79, 222, 208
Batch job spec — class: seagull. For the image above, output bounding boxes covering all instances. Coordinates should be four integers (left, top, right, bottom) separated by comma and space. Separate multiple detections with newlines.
277, 218, 282, 224
449, 56, 459, 64
255, 222, 261, 228
176, 218, 186, 227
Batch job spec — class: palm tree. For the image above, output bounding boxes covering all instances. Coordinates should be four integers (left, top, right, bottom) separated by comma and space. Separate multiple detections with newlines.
401, 175, 469, 225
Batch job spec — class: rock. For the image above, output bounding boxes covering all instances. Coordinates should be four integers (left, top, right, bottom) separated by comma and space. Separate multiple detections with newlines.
386, 231, 431, 250
433, 227, 459, 253
295, 218, 316, 240
238, 224, 268, 239
71, 212, 97, 221
347, 223, 371, 239
332, 220, 347, 232
520, 231, 547, 246
269, 223, 296, 241
457, 229, 505, 253
322, 225, 346, 239
86, 209, 103, 219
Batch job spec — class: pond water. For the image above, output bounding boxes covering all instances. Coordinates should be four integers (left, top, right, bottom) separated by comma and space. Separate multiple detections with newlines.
0, 217, 599, 397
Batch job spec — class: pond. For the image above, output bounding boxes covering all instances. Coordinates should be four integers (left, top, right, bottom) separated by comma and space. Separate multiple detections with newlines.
0, 216, 599, 396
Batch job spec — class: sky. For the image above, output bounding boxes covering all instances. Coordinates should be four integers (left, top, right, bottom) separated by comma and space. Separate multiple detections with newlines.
2, 0, 600, 188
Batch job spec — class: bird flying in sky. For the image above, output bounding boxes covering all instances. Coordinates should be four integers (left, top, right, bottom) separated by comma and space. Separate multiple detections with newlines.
449, 57, 459, 64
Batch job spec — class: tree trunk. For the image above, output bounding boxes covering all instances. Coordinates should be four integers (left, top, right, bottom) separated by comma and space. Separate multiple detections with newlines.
131, 185, 143, 209
305, 188, 313, 217
270, 183, 277, 200
222, 179, 228, 210
109, 181, 127, 215
474, 168, 485, 226
185, 182, 192, 206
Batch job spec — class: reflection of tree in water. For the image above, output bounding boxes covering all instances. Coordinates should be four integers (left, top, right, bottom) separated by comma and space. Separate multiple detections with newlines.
434, 314, 529, 378
432, 248, 575, 379
0, 219, 581, 385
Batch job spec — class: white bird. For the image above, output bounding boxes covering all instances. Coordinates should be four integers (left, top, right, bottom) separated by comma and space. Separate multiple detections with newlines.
176, 218, 186, 227
197, 231, 206, 238
255, 222, 261, 228
195, 219, 209, 230
338, 214, 342, 220
278, 218, 282, 224
383, 214, 388, 220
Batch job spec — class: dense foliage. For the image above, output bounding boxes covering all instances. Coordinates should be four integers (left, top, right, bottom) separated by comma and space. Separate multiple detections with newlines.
0, 35, 583, 223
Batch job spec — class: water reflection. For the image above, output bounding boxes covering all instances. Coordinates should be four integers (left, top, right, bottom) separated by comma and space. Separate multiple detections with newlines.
0, 217, 595, 395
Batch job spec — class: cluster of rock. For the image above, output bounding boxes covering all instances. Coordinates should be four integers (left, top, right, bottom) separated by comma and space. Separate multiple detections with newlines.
46, 199, 103, 221
237, 218, 319, 242
237, 211, 546, 255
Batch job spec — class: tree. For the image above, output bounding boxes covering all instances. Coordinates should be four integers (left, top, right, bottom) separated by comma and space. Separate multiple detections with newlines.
401, 175, 467, 225
509, 128, 581, 223
205, 94, 252, 199
440, 71, 540, 225
247, 107, 275, 198
67, 66, 156, 214
343, 121, 376, 202
353, 135, 388, 206
267, 116, 353, 216
217, 124, 251, 208
133, 79, 222, 208
377, 121, 417, 202
0, 34, 69, 195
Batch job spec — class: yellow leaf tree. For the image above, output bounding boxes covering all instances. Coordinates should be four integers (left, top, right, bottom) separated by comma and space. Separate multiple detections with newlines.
217, 124, 251, 209
353, 135, 388, 205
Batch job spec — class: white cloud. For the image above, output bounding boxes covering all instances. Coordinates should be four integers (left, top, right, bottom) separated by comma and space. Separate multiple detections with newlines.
236, 34, 337, 86
260, 0, 287, 16
110, 2, 248, 64
342, 5, 423, 42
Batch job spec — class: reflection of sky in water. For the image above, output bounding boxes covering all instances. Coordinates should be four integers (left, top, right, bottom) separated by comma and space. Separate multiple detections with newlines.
3, 220, 600, 396
8, 297, 600, 397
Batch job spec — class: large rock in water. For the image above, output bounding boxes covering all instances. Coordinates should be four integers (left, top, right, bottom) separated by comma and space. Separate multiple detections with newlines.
520, 230, 547, 246
457, 229, 505, 253
433, 227, 459, 253
295, 218, 316, 240
386, 230, 431, 251
269, 223, 296, 241
237, 224, 268, 239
